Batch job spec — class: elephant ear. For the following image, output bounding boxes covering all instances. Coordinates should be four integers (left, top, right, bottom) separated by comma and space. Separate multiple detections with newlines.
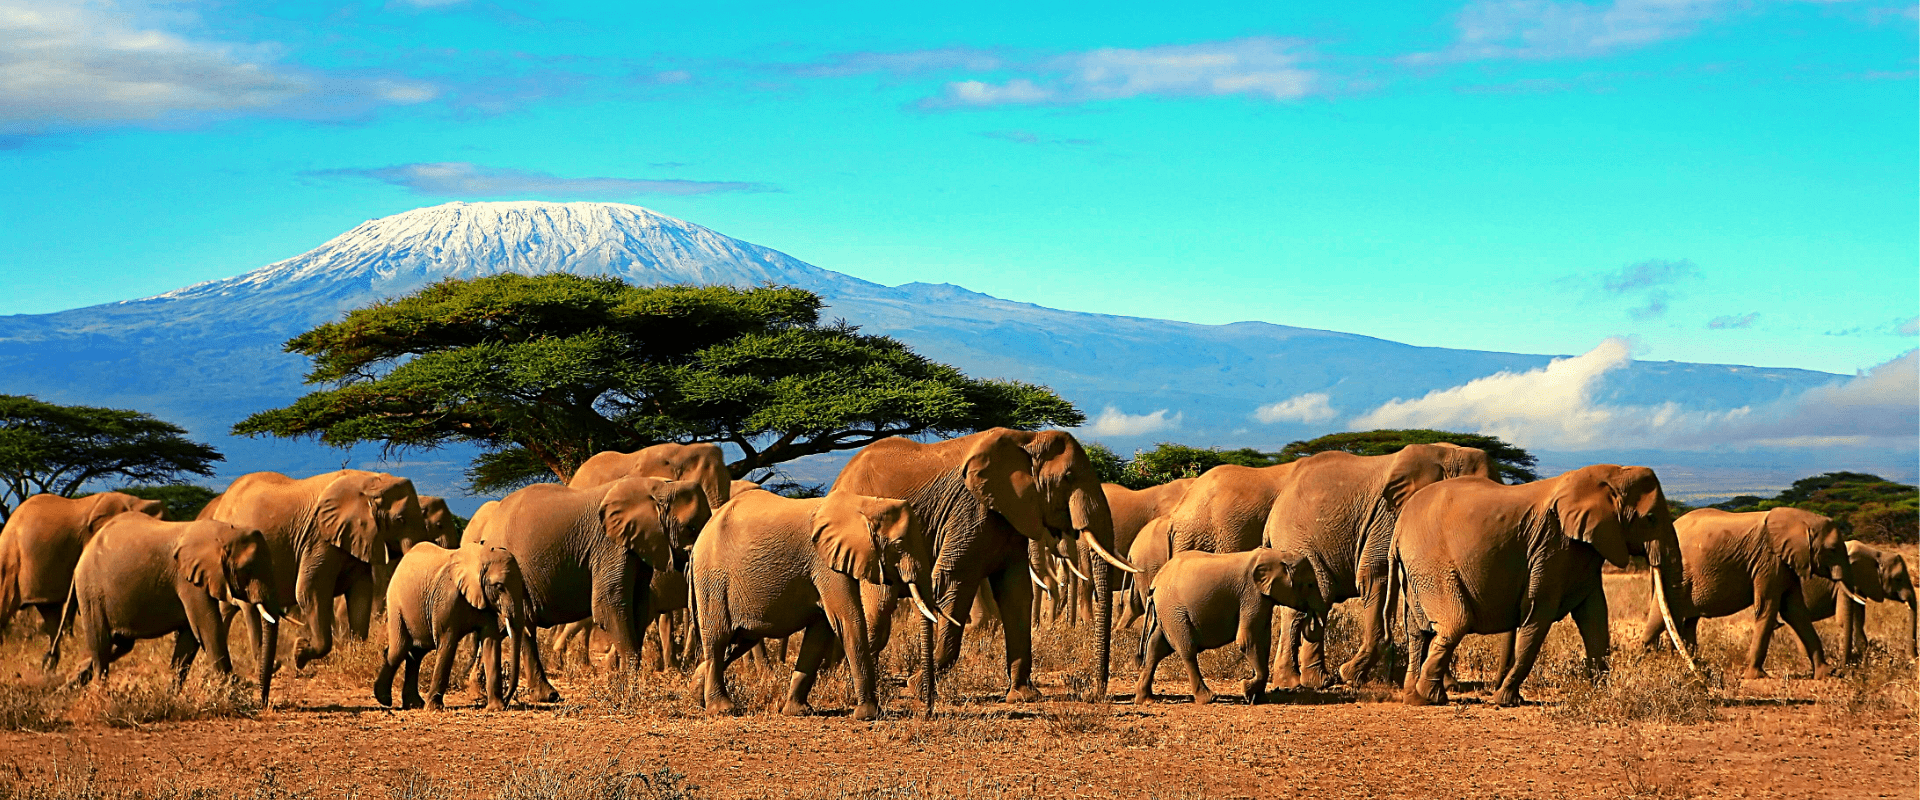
1383, 447, 1447, 509
962, 431, 1049, 543
599, 479, 674, 571
452, 548, 489, 609
1764, 508, 1818, 584
812, 494, 885, 584
1443, 444, 1495, 482
1548, 469, 1632, 568
318, 475, 383, 566
173, 524, 232, 600
82, 494, 126, 533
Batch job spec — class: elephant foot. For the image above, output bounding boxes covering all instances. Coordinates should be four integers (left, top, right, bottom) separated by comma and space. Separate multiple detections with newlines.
780, 700, 813, 717
1242, 681, 1267, 705
852, 701, 880, 721
1131, 686, 1155, 705
1299, 668, 1332, 690
374, 682, 394, 707
1741, 667, 1770, 681
1813, 664, 1835, 680
1005, 684, 1042, 704
1337, 661, 1366, 686
1272, 668, 1301, 690
402, 694, 425, 710
484, 698, 507, 712
1492, 688, 1523, 707
425, 696, 445, 711
524, 685, 561, 704
1192, 690, 1214, 706
706, 697, 738, 716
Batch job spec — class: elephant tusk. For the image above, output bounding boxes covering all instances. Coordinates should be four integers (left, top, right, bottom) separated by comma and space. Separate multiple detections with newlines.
1061, 556, 1090, 582
255, 604, 277, 625
1840, 585, 1871, 607
1651, 571, 1700, 674
1081, 529, 1140, 575
1030, 566, 1053, 593
907, 583, 946, 627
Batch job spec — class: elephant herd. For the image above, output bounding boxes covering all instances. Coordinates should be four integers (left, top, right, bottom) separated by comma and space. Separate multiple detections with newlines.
0, 429, 1911, 721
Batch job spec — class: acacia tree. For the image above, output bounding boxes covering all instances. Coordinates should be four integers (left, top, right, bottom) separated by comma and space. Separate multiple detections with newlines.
0, 396, 224, 522
235, 275, 1084, 492
1277, 429, 1539, 483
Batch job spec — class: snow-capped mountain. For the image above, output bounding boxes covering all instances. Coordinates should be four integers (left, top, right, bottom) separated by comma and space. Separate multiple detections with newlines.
0, 201, 1852, 505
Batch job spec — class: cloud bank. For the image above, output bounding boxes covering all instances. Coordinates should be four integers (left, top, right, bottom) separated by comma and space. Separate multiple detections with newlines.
1410, 0, 1734, 63
1081, 406, 1182, 437
1255, 393, 1338, 424
0, 0, 435, 134
1352, 339, 1917, 452
306, 162, 774, 198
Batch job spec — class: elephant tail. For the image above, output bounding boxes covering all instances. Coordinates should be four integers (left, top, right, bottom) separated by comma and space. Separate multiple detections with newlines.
43, 582, 77, 670
1138, 589, 1158, 668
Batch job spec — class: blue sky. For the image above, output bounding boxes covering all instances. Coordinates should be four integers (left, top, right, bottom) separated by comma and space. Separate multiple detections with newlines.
2, 0, 1914, 376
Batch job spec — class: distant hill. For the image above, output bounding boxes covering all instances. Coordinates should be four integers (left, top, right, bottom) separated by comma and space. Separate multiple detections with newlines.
0, 201, 1848, 508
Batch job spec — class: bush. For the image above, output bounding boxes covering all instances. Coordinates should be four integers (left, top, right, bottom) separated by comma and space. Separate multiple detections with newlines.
86, 672, 260, 728
0, 674, 68, 732
1549, 650, 1721, 726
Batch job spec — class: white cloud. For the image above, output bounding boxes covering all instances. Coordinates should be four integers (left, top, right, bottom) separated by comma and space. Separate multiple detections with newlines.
304, 162, 774, 198
1080, 406, 1182, 437
920, 38, 1319, 109
1351, 339, 1918, 452
0, 0, 436, 134
1254, 393, 1338, 424
1409, 0, 1732, 63
1706, 312, 1759, 330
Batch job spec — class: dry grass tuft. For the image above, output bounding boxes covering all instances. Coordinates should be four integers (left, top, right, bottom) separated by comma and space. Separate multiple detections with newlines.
74, 672, 261, 729
1549, 649, 1721, 725
0, 672, 70, 732
1819, 643, 1918, 726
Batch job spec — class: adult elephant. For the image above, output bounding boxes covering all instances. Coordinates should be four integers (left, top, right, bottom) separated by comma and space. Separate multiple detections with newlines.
198, 470, 426, 668
1395, 465, 1693, 707
1263, 444, 1493, 688
693, 490, 948, 719
1636, 508, 1855, 679
570, 443, 732, 509
1103, 480, 1193, 628
0, 492, 164, 646
467, 475, 708, 702
1799, 540, 1917, 662
837, 428, 1136, 702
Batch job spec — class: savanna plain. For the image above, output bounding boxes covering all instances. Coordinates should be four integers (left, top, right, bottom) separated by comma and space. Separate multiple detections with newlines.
1, 563, 1913, 800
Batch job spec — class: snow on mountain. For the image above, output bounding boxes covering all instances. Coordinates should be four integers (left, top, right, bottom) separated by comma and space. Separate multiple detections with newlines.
0, 201, 1852, 505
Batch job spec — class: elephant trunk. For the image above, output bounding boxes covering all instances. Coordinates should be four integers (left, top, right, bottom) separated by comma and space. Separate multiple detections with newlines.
257, 617, 279, 709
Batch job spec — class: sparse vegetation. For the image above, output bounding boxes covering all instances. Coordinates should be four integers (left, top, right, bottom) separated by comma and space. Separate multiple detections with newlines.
1712, 471, 1919, 544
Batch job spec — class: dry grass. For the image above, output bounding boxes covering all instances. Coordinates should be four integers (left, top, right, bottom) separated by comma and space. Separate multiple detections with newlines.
78, 671, 262, 728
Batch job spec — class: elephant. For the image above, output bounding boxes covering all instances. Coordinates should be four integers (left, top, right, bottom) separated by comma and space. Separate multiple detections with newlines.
406, 497, 464, 553
1798, 540, 1917, 662
55, 513, 284, 707
0, 492, 165, 646
571, 442, 732, 509
375, 543, 530, 711
1263, 444, 1493, 689
467, 475, 709, 702
1132, 547, 1329, 705
692, 489, 950, 719
1636, 507, 1855, 679
835, 428, 1136, 703
1395, 465, 1692, 707
198, 470, 426, 669
1121, 518, 1177, 631
1104, 479, 1196, 563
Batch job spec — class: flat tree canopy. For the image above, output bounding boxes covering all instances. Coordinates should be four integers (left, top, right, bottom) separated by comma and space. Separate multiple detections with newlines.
0, 396, 224, 522
1277, 429, 1540, 483
234, 275, 1084, 492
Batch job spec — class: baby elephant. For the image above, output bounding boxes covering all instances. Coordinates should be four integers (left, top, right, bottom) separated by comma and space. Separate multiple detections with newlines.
57, 513, 284, 707
376, 543, 530, 711
1134, 548, 1327, 705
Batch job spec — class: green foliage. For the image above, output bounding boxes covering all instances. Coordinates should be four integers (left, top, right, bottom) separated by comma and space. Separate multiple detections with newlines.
1081, 443, 1129, 485
1276, 429, 1540, 484
0, 396, 223, 523
1712, 472, 1918, 544
1087, 442, 1282, 489
112, 484, 220, 521
234, 275, 1082, 493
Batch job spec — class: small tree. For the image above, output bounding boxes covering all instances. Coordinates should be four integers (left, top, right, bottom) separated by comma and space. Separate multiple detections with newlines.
235, 275, 1084, 493
1278, 429, 1540, 483
115, 484, 221, 521
0, 396, 224, 522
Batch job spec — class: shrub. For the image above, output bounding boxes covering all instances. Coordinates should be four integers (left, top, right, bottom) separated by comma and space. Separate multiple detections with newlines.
1549, 650, 1721, 726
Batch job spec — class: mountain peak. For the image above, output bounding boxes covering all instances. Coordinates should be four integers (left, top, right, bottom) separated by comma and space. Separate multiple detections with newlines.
146, 200, 863, 309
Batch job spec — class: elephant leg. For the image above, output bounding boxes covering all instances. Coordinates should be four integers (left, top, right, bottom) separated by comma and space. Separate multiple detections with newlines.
1847, 599, 1868, 663
989, 566, 1041, 703
1570, 590, 1611, 681
480, 630, 506, 711
679, 610, 703, 667
654, 612, 677, 672
1780, 591, 1830, 679
783, 618, 836, 716
591, 558, 649, 670
180, 594, 233, 677
1490, 621, 1552, 707
425, 630, 464, 710
517, 623, 560, 703
1241, 607, 1274, 704
1272, 606, 1305, 688
402, 649, 426, 709
1340, 568, 1391, 686
824, 586, 880, 720
1133, 624, 1171, 704
1638, 592, 1670, 651
1480, 630, 1516, 693
1297, 612, 1331, 689
1171, 626, 1212, 705
1743, 592, 1782, 679
702, 630, 744, 715
169, 630, 201, 685
1404, 619, 1465, 706
32, 603, 62, 642
1836, 595, 1860, 666
374, 634, 407, 707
